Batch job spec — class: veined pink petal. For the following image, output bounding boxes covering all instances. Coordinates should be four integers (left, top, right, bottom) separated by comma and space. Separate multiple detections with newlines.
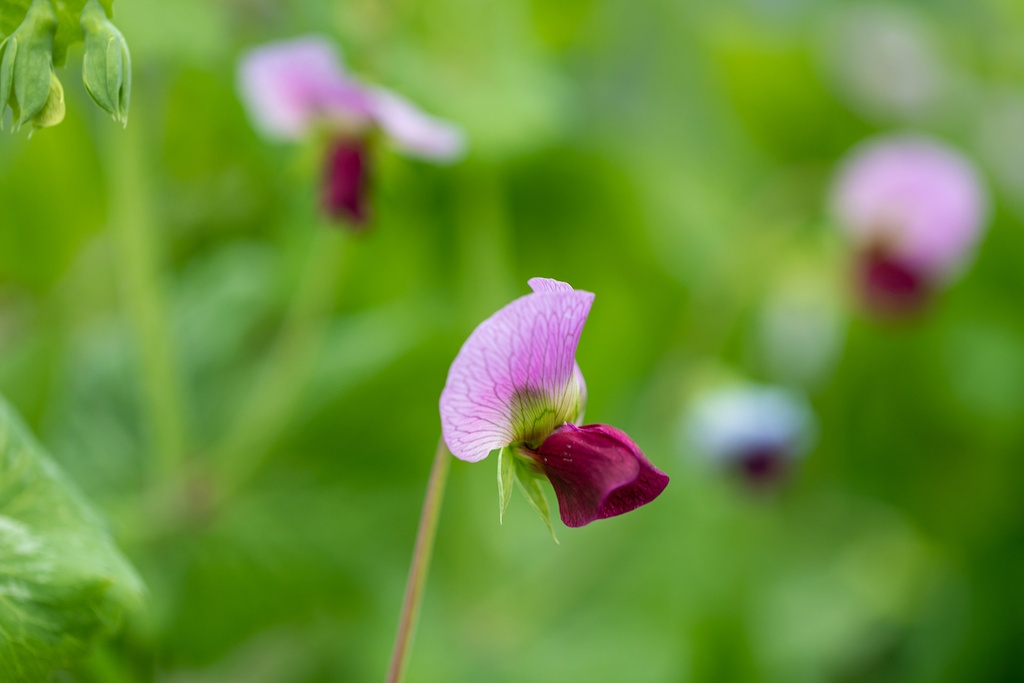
238, 36, 375, 141
528, 277, 574, 293
528, 282, 587, 420
371, 87, 465, 161
440, 280, 594, 463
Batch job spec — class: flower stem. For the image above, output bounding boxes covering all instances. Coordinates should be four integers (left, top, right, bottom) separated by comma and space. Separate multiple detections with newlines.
105, 103, 188, 480
386, 437, 451, 683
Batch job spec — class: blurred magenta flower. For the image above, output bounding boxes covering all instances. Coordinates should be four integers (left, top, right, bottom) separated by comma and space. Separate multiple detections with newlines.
440, 278, 668, 529
686, 384, 814, 487
237, 35, 464, 227
831, 135, 988, 314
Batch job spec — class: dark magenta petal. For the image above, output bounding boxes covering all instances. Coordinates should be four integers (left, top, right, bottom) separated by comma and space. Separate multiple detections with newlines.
529, 423, 669, 528
857, 249, 931, 316
322, 138, 370, 227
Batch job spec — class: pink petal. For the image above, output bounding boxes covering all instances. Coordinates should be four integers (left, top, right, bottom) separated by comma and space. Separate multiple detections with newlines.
530, 423, 669, 527
528, 282, 586, 420
371, 87, 465, 161
528, 277, 574, 293
572, 363, 587, 423
238, 36, 375, 141
440, 280, 594, 463
832, 135, 988, 279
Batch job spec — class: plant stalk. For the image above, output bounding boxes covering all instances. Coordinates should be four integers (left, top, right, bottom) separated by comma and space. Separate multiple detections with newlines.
386, 437, 451, 683
105, 104, 188, 480
214, 225, 346, 499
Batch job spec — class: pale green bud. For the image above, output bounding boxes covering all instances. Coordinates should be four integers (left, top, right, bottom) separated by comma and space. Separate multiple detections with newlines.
30, 67, 64, 128
0, 0, 60, 131
80, 0, 129, 125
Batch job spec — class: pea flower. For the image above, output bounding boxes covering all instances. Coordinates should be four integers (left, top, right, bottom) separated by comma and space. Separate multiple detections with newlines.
686, 384, 814, 487
440, 278, 669, 531
237, 35, 464, 228
831, 135, 988, 315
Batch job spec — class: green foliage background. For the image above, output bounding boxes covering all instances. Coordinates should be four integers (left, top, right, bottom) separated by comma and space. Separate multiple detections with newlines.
2, 0, 1024, 680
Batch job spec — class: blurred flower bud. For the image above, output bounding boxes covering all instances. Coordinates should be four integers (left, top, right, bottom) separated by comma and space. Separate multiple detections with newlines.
0, 0, 64, 131
757, 255, 846, 390
831, 135, 988, 316
685, 383, 814, 488
80, 0, 130, 126
975, 90, 1024, 220
820, 6, 949, 123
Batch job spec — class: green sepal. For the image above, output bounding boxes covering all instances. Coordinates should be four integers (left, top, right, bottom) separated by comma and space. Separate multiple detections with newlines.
0, 394, 144, 682
13, 34, 50, 127
80, 0, 128, 125
497, 446, 515, 523
514, 459, 559, 544
0, 33, 15, 120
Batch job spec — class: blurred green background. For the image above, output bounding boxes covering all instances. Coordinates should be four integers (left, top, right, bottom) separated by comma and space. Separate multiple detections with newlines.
2, 0, 1024, 680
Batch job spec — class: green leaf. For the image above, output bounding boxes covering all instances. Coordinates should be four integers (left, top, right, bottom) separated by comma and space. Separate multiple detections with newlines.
496, 446, 514, 523
0, 395, 143, 682
514, 461, 558, 543
1, 0, 114, 66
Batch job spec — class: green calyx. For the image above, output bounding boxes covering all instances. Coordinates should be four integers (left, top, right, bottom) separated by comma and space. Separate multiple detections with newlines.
497, 446, 558, 543
496, 374, 585, 541
80, 0, 128, 125
0, 0, 63, 131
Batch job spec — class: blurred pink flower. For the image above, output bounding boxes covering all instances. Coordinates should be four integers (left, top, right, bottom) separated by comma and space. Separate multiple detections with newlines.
831, 135, 988, 314
440, 278, 668, 528
237, 36, 464, 226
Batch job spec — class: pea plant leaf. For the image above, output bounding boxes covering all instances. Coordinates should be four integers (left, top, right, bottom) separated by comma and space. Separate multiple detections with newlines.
1, 0, 114, 65
0, 395, 142, 682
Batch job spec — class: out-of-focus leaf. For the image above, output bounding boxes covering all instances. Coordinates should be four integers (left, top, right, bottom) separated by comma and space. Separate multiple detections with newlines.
378, 0, 569, 158
0, 0, 114, 65
0, 394, 142, 682
305, 299, 435, 411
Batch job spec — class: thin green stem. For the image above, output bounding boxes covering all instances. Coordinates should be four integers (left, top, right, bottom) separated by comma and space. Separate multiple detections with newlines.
105, 107, 188, 480
386, 438, 451, 683
213, 226, 347, 498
